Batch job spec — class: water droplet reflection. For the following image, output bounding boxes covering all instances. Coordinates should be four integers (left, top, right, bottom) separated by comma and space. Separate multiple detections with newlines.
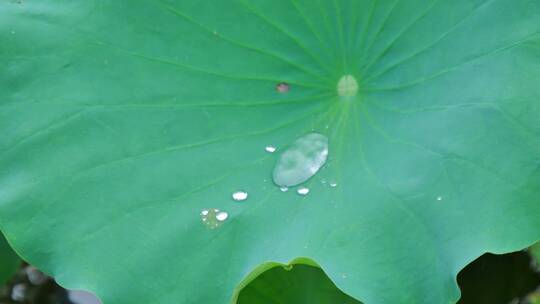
280, 186, 289, 192
273, 133, 328, 187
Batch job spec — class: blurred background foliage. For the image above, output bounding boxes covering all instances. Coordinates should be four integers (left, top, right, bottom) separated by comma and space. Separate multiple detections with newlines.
0, 233, 19, 286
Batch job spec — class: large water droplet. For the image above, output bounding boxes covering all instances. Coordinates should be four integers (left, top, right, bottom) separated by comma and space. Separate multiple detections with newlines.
297, 187, 310, 196
201, 208, 228, 229
272, 133, 328, 187
232, 191, 248, 201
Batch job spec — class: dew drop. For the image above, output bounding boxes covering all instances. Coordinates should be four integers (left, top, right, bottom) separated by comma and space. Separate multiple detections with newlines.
276, 82, 289, 93
329, 182, 338, 188
265, 145, 276, 153
436, 196, 443, 201
280, 186, 289, 192
232, 191, 248, 201
216, 211, 229, 221
272, 133, 328, 187
200, 208, 228, 229
297, 187, 310, 196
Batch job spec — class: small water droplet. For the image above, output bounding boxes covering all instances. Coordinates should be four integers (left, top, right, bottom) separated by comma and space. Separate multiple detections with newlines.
265, 145, 276, 153
297, 187, 310, 196
232, 191, 248, 201
276, 82, 289, 93
280, 186, 289, 192
216, 211, 228, 221
201, 208, 228, 229
329, 182, 338, 188
273, 133, 329, 187
436, 196, 443, 201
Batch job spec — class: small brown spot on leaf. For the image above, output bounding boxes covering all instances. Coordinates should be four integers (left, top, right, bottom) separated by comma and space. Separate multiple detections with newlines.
276, 82, 289, 93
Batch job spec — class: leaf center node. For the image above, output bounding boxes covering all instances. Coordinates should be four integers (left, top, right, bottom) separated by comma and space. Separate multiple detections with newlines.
337, 75, 359, 97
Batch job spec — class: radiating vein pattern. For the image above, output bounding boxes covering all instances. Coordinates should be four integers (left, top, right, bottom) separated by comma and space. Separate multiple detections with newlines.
1, 1, 540, 304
